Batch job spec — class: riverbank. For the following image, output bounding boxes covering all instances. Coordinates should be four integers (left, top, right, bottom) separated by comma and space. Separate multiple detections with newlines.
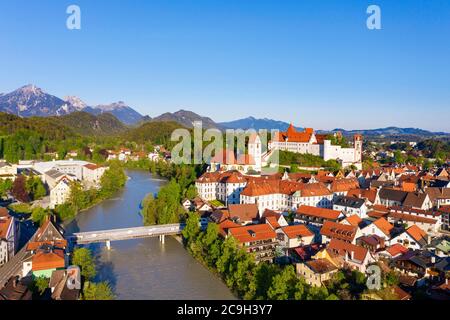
64, 170, 235, 300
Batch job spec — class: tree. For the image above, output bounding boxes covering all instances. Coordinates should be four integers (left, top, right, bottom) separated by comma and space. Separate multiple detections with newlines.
294, 277, 307, 300
82, 281, 114, 300
31, 207, 50, 226
182, 212, 201, 243
141, 193, 158, 226
245, 262, 279, 300
152, 180, 184, 225
267, 266, 298, 300
72, 248, 97, 280
11, 175, 30, 202
31, 276, 49, 296
393, 150, 406, 164
0, 179, 13, 198
69, 181, 89, 211
306, 286, 329, 300
54, 203, 77, 221
100, 161, 127, 197
185, 184, 198, 200
32, 178, 47, 200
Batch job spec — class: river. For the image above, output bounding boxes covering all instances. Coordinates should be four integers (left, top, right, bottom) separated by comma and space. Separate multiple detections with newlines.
64, 170, 235, 300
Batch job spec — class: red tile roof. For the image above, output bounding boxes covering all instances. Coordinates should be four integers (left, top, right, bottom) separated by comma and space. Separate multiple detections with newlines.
272, 124, 315, 143
297, 205, 342, 221
305, 258, 338, 274
217, 219, 240, 237
330, 179, 360, 193
347, 188, 378, 203
388, 212, 437, 225
26, 240, 68, 251
320, 221, 358, 242
406, 225, 427, 243
228, 204, 259, 222
0, 216, 13, 240
373, 217, 394, 237
385, 243, 409, 257
229, 224, 277, 244
327, 238, 369, 263
344, 215, 363, 228
281, 224, 314, 239
31, 248, 65, 271
265, 216, 281, 229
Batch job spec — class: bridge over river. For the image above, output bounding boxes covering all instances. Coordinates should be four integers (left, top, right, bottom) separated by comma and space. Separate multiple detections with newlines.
67, 223, 187, 249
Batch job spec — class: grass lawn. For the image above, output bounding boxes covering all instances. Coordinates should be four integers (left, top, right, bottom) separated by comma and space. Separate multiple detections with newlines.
8, 202, 33, 214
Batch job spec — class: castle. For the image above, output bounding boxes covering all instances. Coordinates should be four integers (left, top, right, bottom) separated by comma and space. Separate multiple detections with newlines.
208, 124, 363, 174
269, 124, 363, 170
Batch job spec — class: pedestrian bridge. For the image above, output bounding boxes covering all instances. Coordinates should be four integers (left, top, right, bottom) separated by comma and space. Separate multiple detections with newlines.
67, 223, 186, 249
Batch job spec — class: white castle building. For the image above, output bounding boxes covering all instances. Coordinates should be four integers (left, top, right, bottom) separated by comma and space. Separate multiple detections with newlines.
268, 124, 363, 170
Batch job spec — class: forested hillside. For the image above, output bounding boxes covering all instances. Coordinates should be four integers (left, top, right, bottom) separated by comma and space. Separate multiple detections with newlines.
123, 121, 187, 148
55, 112, 128, 136
0, 112, 189, 163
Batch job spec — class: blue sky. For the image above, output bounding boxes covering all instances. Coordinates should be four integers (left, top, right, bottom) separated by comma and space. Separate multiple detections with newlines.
0, 0, 449, 131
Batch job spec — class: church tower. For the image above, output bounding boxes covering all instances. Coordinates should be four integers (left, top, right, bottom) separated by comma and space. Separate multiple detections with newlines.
354, 134, 363, 164
248, 133, 262, 172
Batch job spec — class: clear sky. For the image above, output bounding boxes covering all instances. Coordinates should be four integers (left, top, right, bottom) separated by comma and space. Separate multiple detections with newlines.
0, 0, 449, 131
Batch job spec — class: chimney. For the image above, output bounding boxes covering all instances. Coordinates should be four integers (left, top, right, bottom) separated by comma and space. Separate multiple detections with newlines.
350, 250, 355, 261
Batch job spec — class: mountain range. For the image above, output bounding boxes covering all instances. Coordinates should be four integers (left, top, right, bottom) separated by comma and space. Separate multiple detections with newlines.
0, 85, 144, 125
219, 117, 303, 131
1, 85, 448, 138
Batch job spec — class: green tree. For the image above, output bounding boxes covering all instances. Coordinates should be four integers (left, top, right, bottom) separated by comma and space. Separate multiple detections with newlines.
69, 181, 89, 211
185, 184, 198, 200
294, 277, 307, 300
156, 180, 183, 224
54, 203, 77, 221
31, 207, 50, 226
393, 150, 406, 164
82, 281, 114, 300
267, 266, 298, 300
32, 276, 49, 296
141, 193, 158, 225
32, 178, 47, 200
182, 212, 201, 243
0, 179, 13, 198
306, 286, 329, 300
100, 161, 127, 197
72, 248, 97, 280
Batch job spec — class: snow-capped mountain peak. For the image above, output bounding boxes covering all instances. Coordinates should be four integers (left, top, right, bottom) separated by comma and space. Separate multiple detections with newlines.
16, 84, 44, 96
64, 96, 88, 110
0, 84, 144, 124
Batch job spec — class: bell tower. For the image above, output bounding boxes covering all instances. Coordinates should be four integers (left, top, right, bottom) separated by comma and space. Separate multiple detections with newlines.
248, 134, 262, 172
354, 134, 363, 163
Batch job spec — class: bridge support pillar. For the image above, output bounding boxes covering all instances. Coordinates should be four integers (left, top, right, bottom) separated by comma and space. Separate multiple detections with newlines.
159, 235, 165, 244
106, 241, 111, 250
